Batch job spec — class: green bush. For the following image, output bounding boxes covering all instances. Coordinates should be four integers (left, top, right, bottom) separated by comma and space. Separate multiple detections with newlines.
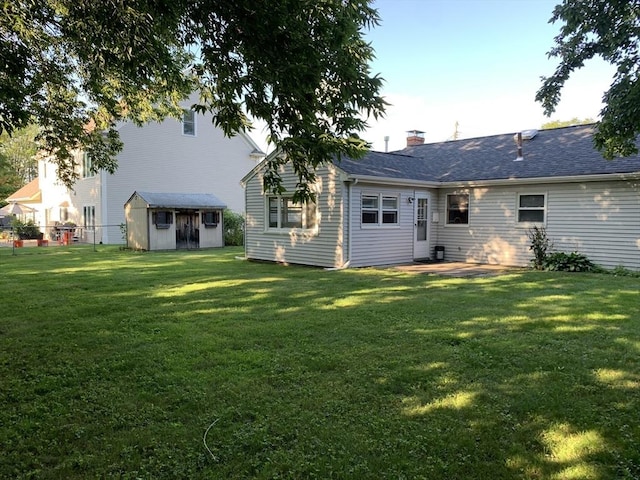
12, 218, 42, 239
527, 226, 552, 270
543, 251, 595, 272
223, 209, 244, 246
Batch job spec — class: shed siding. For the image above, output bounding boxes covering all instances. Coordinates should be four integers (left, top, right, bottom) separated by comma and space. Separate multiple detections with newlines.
433, 180, 640, 270
244, 164, 346, 267
148, 210, 176, 250
199, 212, 224, 248
125, 194, 150, 250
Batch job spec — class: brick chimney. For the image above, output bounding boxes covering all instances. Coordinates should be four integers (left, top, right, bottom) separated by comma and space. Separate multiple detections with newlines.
406, 130, 425, 147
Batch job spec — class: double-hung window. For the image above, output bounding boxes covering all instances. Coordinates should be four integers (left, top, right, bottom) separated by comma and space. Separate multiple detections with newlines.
268, 196, 317, 230
81, 153, 94, 178
518, 194, 546, 223
83, 205, 95, 230
446, 193, 469, 224
182, 110, 196, 136
361, 194, 399, 226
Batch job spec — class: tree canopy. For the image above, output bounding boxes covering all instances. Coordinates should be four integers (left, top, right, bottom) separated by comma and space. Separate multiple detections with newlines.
1, 0, 385, 198
540, 117, 595, 130
536, 0, 640, 159
0, 124, 38, 202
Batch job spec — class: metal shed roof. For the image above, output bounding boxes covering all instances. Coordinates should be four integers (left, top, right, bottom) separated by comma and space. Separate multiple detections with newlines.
129, 191, 227, 209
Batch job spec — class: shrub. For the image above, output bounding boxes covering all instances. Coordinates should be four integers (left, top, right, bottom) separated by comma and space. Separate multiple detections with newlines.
12, 218, 42, 239
224, 209, 244, 246
543, 251, 595, 272
527, 226, 552, 270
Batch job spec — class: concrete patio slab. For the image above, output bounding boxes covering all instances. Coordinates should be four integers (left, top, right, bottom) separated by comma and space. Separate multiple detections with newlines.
393, 262, 525, 277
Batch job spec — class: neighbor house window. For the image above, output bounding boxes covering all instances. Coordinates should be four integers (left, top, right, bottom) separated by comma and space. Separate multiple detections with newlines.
518, 194, 546, 223
81, 153, 94, 178
267, 196, 317, 230
182, 110, 196, 136
153, 210, 173, 229
202, 211, 220, 227
446, 193, 469, 224
83, 205, 95, 230
361, 194, 399, 226
60, 207, 69, 222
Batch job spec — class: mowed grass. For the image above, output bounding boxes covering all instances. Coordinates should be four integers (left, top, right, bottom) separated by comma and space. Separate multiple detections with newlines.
1, 246, 639, 479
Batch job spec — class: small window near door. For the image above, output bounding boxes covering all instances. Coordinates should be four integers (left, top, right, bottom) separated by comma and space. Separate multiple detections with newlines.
361, 193, 399, 226
202, 211, 220, 227
153, 210, 173, 229
446, 193, 469, 224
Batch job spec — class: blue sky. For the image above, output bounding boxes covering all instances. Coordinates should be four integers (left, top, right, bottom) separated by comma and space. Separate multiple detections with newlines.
248, 0, 615, 153
361, 0, 615, 151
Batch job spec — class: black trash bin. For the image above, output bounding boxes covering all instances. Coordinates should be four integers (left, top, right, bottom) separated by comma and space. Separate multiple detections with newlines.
435, 245, 445, 261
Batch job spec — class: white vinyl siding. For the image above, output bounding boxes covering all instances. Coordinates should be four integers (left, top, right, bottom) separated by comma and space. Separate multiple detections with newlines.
349, 184, 418, 267
80, 93, 259, 244
244, 163, 347, 267
434, 182, 640, 270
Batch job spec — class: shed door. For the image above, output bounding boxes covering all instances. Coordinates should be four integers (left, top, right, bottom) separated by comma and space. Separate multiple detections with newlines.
176, 212, 199, 249
413, 194, 429, 260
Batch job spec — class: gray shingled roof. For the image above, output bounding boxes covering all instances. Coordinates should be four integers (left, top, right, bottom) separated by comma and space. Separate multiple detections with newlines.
336, 124, 640, 183
133, 191, 226, 209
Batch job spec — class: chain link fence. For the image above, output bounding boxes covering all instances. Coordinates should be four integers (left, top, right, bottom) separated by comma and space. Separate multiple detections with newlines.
0, 223, 127, 255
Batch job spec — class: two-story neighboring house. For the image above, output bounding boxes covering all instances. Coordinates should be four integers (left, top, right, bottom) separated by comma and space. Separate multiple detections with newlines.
37, 99, 264, 244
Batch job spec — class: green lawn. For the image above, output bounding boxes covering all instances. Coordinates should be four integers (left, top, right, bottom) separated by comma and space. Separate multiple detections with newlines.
1, 246, 639, 479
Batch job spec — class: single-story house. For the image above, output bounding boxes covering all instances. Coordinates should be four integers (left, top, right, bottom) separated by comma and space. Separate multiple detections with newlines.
125, 191, 226, 251
241, 124, 640, 271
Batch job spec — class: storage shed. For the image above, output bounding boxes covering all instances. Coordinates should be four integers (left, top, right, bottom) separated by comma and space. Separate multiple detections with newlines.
124, 191, 226, 250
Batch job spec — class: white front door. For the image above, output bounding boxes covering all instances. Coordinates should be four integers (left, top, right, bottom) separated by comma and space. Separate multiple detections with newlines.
413, 194, 429, 260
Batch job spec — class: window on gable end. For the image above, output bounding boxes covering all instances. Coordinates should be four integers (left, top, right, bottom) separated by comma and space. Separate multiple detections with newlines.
182, 110, 196, 136
81, 153, 94, 178
267, 196, 317, 230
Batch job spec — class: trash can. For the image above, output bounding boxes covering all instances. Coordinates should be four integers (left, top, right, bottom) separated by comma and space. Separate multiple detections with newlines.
435, 245, 445, 261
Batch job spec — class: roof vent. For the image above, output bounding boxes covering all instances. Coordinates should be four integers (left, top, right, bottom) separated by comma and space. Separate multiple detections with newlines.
514, 132, 524, 161
513, 129, 538, 142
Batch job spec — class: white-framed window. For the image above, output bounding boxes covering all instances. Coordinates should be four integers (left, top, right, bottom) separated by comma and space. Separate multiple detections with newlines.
267, 196, 317, 230
83, 205, 95, 230
517, 193, 546, 223
60, 207, 69, 222
81, 153, 94, 178
361, 193, 399, 226
446, 193, 469, 225
182, 110, 196, 136
152, 210, 173, 229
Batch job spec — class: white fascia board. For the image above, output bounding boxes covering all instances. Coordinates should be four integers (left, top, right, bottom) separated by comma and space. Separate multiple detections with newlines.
443, 172, 640, 188
346, 174, 440, 188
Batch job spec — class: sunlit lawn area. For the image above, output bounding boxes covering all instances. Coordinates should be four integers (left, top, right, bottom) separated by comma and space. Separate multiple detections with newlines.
1, 246, 639, 479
